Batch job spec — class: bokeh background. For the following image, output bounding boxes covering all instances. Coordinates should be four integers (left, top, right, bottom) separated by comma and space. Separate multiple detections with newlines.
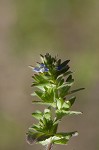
0, 0, 99, 150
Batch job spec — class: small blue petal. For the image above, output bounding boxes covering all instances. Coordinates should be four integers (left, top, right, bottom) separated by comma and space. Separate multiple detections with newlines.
40, 63, 45, 67
33, 67, 41, 72
44, 68, 49, 72
33, 66, 49, 73
32, 63, 49, 73
39, 67, 49, 73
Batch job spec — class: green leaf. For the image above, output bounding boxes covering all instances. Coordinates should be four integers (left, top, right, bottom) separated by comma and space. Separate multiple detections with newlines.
40, 54, 44, 63
40, 73, 50, 80
59, 97, 76, 110
56, 131, 78, 138
66, 75, 72, 81
44, 108, 50, 113
39, 138, 52, 145
56, 71, 73, 80
39, 119, 44, 127
59, 60, 70, 69
57, 59, 61, 66
62, 102, 70, 110
32, 111, 43, 120
66, 75, 74, 86
32, 75, 39, 82
35, 91, 43, 99
58, 65, 70, 75
58, 79, 64, 87
66, 96, 76, 107
52, 131, 78, 145
29, 124, 43, 132
56, 110, 82, 119
38, 88, 54, 104
57, 81, 73, 90
32, 100, 56, 108
68, 88, 85, 94
59, 86, 71, 98
33, 74, 42, 81
67, 110, 82, 115
32, 74, 50, 87
53, 138, 68, 144
26, 132, 38, 145
26, 131, 53, 145
44, 109, 51, 120
26, 130, 78, 145
56, 98, 64, 110
63, 71, 73, 77
56, 110, 66, 119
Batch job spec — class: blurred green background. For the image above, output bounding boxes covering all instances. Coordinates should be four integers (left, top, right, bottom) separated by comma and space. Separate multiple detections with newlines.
0, 0, 99, 150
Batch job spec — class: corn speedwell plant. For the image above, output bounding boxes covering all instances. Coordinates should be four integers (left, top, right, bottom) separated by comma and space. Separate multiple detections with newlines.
26, 53, 84, 150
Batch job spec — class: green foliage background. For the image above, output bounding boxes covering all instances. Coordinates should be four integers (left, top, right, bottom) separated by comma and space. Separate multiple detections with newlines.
0, 0, 99, 150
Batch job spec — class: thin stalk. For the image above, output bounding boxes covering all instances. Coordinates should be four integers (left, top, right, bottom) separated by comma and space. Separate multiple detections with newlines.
46, 143, 53, 150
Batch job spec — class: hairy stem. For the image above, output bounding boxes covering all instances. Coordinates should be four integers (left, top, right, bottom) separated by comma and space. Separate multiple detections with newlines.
46, 143, 53, 150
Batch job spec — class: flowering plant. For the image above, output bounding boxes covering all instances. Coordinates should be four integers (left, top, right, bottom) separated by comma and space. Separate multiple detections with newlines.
26, 53, 84, 150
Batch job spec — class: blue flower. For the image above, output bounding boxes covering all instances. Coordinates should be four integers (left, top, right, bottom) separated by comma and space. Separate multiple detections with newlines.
29, 63, 49, 73
56, 65, 63, 71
